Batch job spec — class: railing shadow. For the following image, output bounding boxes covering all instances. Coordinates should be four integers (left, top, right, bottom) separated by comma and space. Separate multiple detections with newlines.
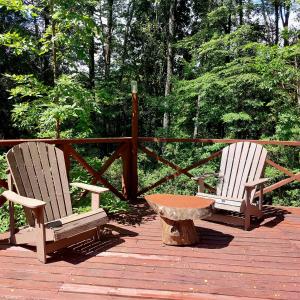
258, 205, 291, 228
194, 227, 234, 249
110, 199, 157, 226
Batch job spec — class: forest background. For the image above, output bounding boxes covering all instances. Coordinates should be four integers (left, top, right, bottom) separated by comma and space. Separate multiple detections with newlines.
0, 0, 299, 231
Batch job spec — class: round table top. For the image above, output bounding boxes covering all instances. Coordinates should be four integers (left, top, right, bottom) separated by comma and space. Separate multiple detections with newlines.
145, 193, 214, 208
145, 194, 214, 221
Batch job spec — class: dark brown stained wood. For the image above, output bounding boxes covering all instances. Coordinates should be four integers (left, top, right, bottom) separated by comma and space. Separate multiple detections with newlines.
139, 137, 300, 146
37, 142, 61, 220
260, 172, 300, 195
0, 137, 131, 147
139, 145, 194, 178
266, 159, 295, 177
1, 203, 300, 299
137, 150, 221, 196
68, 145, 126, 201
27, 142, 54, 222
83, 142, 127, 199
48, 144, 68, 218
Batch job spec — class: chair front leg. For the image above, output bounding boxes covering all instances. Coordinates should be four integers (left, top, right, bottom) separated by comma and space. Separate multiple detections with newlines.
9, 201, 16, 244
244, 187, 252, 231
198, 178, 205, 193
258, 184, 264, 211
34, 206, 46, 263
91, 193, 100, 210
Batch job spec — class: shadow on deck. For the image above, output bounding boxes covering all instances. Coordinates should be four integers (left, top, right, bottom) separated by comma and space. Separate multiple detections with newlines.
0, 201, 300, 299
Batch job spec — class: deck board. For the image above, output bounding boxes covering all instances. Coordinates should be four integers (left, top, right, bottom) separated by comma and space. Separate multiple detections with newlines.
0, 203, 300, 299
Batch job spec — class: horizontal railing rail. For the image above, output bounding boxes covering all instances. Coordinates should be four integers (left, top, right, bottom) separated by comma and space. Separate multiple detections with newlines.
0, 137, 299, 207
138, 137, 300, 198
0, 137, 134, 207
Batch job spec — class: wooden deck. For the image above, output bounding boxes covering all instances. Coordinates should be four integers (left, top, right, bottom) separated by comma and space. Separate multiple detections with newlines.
1, 203, 300, 300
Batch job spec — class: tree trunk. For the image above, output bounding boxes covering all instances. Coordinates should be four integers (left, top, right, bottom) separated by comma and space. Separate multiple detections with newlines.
238, 0, 243, 26
104, 0, 114, 80
119, 1, 134, 83
50, 0, 58, 82
42, 7, 52, 84
163, 0, 176, 130
295, 57, 300, 106
88, 6, 95, 88
193, 94, 201, 139
261, 0, 272, 44
280, 2, 290, 46
274, 0, 279, 45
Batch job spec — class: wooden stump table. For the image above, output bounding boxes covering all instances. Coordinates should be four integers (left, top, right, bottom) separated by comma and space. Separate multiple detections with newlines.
145, 194, 214, 246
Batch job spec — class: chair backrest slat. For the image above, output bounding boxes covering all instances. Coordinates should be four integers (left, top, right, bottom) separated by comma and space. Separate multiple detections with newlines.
55, 147, 73, 215
220, 143, 237, 197
216, 144, 229, 195
7, 149, 35, 226
37, 142, 61, 220
7, 142, 72, 223
232, 142, 250, 198
217, 142, 267, 202
27, 142, 54, 221
226, 142, 243, 198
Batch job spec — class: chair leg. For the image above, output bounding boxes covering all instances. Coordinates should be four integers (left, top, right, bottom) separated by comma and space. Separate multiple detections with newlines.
244, 212, 251, 231
34, 207, 46, 263
9, 201, 16, 244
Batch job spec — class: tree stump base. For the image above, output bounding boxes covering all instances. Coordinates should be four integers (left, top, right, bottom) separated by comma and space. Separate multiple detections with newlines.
161, 217, 199, 246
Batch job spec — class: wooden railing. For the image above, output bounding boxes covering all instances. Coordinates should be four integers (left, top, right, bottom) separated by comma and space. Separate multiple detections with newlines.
0, 137, 299, 206
137, 137, 300, 199
0, 138, 135, 206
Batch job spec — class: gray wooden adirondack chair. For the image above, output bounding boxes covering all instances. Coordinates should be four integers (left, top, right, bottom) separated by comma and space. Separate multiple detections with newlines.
193, 142, 269, 230
2, 142, 109, 263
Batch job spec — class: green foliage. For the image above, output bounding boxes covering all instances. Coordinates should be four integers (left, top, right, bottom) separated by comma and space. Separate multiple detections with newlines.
9, 74, 99, 138
0, 0, 300, 233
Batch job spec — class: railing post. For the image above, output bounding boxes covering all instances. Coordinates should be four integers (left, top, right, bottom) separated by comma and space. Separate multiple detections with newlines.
130, 81, 139, 201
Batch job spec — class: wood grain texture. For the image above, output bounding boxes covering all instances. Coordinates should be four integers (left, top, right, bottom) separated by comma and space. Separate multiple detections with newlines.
0, 202, 300, 299
145, 194, 213, 221
5, 142, 109, 263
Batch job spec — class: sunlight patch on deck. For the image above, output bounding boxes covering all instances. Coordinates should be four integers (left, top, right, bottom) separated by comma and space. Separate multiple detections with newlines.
97, 251, 181, 261
60, 283, 261, 300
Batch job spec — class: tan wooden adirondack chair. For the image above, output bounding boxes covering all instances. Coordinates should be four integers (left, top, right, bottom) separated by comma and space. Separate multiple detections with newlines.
193, 142, 269, 230
2, 142, 109, 263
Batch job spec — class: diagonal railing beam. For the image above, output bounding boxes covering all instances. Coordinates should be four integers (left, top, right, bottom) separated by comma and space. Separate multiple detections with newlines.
67, 145, 126, 201
139, 144, 215, 193
139, 145, 194, 178
137, 150, 221, 196
80, 143, 128, 199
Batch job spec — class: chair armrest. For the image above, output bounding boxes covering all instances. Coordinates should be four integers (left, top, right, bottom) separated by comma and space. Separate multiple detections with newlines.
244, 178, 269, 189
70, 182, 109, 194
2, 190, 46, 209
192, 173, 223, 181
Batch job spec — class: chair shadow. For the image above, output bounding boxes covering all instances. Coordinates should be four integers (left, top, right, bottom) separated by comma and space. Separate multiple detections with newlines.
204, 205, 291, 231
194, 227, 234, 249
48, 224, 140, 264
257, 205, 291, 228
110, 198, 157, 226
0, 224, 140, 265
